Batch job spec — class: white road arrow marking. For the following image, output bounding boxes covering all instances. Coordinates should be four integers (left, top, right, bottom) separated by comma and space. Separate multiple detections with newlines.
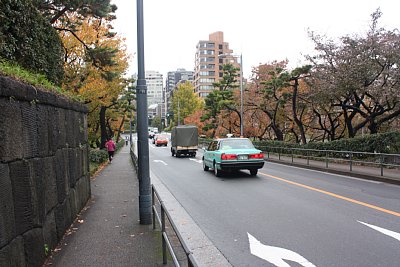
248, 233, 316, 267
153, 160, 167, 166
358, 221, 400, 242
189, 158, 203, 164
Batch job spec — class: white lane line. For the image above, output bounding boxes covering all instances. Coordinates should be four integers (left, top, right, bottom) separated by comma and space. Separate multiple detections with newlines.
189, 158, 203, 164
153, 160, 167, 166
358, 221, 400, 242
265, 161, 382, 184
248, 233, 316, 267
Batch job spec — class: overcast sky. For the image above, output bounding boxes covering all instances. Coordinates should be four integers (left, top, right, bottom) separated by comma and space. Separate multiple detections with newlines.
110, 0, 399, 79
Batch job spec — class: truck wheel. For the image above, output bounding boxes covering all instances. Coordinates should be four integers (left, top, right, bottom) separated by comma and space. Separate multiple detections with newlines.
203, 158, 209, 171
214, 163, 222, 177
192, 152, 196, 157
250, 169, 258, 176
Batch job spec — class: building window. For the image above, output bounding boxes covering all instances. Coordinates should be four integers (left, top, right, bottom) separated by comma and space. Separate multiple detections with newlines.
200, 85, 214, 90
200, 78, 215, 83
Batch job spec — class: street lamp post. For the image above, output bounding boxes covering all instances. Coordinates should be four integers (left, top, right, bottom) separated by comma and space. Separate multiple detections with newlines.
239, 53, 243, 137
136, 0, 151, 225
219, 53, 244, 137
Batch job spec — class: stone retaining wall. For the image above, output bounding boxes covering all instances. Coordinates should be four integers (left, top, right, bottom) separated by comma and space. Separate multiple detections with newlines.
0, 76, 90, 267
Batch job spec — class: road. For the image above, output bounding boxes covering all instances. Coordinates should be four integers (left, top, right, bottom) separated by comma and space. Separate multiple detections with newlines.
147, 138, 400, 267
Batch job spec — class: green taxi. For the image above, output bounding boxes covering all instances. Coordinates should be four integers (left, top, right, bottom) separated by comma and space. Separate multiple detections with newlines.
202, 138, 265, 177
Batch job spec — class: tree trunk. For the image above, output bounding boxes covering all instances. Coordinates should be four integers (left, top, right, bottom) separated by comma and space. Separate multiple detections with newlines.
100, 106, 107, 148
291, 78, 307, 144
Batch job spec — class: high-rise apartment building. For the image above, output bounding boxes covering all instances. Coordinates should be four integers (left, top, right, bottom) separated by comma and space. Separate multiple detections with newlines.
165, 68, 194, 115
166, 68, 194, 94
194, 31, 239, 97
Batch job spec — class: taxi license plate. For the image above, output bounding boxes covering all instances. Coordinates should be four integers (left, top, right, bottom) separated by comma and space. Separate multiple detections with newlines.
238, 155, 248, 160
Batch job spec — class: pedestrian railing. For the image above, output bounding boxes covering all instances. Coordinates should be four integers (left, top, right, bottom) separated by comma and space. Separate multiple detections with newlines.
152, 186, 198, 267
130, 145, 198, 267
260, 146, 400, 177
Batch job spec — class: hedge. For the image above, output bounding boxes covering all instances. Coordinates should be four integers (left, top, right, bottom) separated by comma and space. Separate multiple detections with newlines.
254, 132, 400, 154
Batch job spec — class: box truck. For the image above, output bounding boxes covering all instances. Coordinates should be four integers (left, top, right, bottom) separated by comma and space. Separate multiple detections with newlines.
171, 125, 198, 157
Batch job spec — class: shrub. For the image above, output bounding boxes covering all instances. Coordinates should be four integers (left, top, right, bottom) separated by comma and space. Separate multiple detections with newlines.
0, 0, 64, 84
255, 132, 400, 154
89, 148, 108, 164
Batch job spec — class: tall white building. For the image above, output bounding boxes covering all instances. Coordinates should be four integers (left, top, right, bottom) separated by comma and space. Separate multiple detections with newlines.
145, 70, 163, 106
132, 71, 164, 123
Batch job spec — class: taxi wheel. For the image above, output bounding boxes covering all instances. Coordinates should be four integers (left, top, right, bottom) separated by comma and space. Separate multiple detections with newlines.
203, 158, 209, 171
214, 163, 222, 177
250, 169, 258, 176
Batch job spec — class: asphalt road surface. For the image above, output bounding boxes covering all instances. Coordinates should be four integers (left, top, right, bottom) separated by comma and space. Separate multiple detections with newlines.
147, 138, 400, 267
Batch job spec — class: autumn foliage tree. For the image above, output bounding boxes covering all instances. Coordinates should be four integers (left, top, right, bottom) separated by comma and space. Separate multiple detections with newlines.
59, 14, 129, 147
307, 9, 400, 138
171, 81, 203, 126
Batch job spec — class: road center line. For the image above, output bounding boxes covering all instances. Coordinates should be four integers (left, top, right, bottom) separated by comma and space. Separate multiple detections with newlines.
259, 172, 400, 217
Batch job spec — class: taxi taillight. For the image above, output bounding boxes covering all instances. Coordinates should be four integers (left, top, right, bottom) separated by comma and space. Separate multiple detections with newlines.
221, 153, 237, 160
249, 153, 264, 159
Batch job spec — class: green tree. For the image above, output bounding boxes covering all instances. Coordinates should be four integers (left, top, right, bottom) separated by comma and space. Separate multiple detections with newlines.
33, 0, 117, 24
202, 63, 241, 136
33, 0, 119, 71
172, 81, 203, 125
0, 0, 64, 84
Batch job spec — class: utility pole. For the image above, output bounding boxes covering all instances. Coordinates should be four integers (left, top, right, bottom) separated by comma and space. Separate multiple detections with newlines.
136, 0, 151, 224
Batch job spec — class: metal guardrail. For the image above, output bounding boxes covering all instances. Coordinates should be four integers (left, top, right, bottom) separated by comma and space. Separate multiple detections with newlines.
152, 186, 198, 267
198, 140, 400, 177
130, 146, 198, 267
259, 146, 400, 177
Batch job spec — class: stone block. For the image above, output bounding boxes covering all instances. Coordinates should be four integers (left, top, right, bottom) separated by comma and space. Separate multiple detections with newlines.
31, 159, 45, 227
42, 210, 58, 248
43, 158, 57, 215
9, 160, 34, 235
68, 149, 77, 188
56, 109, 66, 149
35, 105, 49, 157
68, 188, 78, 219
0, 164, 16, 247
23, 228, 45, 267
20, 102, 39, 158
46, 106, 57, 155
54, 150, 67, 204
0, 236, 25, 267
0, 98, 23, 162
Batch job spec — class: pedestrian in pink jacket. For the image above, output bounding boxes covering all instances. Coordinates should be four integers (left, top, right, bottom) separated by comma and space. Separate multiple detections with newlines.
105, 138, 116, 162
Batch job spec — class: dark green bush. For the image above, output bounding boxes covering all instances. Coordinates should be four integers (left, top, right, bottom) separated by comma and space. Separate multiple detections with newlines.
0, 0, 64, 84
255, 132, 400, 154
89, 148, 108, 164
89, 140, 126, 164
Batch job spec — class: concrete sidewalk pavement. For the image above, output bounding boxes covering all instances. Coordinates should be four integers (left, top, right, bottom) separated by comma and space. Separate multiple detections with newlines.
46, 144, 171, 267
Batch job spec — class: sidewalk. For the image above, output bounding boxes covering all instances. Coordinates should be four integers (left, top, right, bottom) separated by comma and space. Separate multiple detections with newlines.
266, 154, 400, 185
46, 144, 171, 266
